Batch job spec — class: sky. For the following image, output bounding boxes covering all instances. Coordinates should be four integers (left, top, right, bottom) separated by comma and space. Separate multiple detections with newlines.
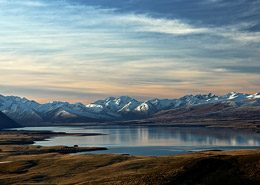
0, 0, 260, 104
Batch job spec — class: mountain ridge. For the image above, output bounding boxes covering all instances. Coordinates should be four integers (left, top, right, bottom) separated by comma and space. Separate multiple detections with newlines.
0, 92, 259, 125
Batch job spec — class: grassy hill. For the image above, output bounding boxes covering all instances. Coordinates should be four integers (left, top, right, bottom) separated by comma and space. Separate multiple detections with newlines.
0, 148, 259, 185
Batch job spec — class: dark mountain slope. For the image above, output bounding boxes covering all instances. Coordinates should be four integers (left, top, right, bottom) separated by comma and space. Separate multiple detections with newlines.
151, 102, 260, 121
0, 111, 21, 130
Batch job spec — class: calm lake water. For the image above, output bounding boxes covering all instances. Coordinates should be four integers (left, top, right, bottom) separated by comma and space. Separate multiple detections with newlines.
15, 126, 260, 156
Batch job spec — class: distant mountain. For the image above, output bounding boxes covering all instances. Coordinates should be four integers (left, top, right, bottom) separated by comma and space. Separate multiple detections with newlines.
0, 111, 21, 130
0, 92, 259, 125
141, 98, 260, 124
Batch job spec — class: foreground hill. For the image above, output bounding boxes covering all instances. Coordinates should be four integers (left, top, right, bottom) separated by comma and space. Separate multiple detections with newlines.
0, 111, 21, 130
0, 146, 259, 185
0, 92, 259, 125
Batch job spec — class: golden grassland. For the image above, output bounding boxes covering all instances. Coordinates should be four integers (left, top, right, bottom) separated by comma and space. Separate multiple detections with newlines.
0, 130, 259, 185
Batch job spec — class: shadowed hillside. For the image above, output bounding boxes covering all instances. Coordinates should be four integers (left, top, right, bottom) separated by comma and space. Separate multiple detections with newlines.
0, 111, 21, 130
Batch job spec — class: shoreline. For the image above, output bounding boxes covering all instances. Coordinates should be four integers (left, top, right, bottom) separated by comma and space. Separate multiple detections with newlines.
0, 130, 108, 155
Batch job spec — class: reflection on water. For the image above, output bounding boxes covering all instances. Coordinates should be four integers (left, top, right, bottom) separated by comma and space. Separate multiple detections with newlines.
16, 126, 260, 156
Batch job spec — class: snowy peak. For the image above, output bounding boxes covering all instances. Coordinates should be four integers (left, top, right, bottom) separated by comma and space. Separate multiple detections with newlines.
222, 92, 248, 101
218, 92, 260, 102
247, 93, 260, 99
96, 96, 137, 105
94, 96, 139, 112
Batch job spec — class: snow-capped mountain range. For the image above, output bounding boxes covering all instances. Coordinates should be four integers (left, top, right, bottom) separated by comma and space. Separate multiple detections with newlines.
0, 92, 259, 124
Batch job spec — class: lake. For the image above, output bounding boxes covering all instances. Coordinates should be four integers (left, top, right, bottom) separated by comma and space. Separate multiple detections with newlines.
15, 126, 260, 156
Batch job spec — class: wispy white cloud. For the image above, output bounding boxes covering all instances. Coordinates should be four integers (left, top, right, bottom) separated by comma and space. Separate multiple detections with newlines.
219, 30, 260, 43
209, 23, 260, 43
116, 14, 209, 35
118, 14, 260, 43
